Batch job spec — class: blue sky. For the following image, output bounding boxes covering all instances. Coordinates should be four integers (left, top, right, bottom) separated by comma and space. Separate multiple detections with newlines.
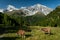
0, 0, 60, 9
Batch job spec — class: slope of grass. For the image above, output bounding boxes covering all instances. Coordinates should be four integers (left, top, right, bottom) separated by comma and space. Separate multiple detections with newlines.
0, 26, 60, 40
26, 26, 60, 40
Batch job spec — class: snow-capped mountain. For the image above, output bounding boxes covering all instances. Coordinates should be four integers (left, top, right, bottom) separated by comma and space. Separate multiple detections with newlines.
7, 5, 19, 11
0, 4, 53, 16
20, 4, 53, 16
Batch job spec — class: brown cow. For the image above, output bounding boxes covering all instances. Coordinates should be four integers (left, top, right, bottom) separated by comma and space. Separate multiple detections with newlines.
16, 30, 25, 38
41, 27, 51, 34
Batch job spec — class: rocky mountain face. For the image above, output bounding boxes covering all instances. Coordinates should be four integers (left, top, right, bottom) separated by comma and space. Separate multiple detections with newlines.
0, 4, 53, 16
18, 4, 53, 16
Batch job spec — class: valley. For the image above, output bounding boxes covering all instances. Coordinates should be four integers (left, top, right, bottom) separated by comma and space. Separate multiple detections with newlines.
0, 4, 60, 40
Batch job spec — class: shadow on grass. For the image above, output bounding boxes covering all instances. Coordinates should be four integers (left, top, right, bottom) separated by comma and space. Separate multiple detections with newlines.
0, 37, 18, 40
45, 33, 54, 35
25, 34, 32, 38
0, 27, 6, 35
0, 26, 19, 35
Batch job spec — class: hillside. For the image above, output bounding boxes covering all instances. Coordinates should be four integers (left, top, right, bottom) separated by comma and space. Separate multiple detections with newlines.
41, 6, 60, 27
24, 12, 45, 26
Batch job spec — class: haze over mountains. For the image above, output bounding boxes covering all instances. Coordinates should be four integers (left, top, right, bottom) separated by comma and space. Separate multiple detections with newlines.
0, 4, 53, 16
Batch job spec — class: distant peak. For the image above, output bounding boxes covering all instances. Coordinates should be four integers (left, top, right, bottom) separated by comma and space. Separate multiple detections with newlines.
7, 5, 19, 11
7, 5, 16, 9
34, 4, 41, 6
36, 3, 41, 5
8, 5, 15, 8
20, 7, 26, 9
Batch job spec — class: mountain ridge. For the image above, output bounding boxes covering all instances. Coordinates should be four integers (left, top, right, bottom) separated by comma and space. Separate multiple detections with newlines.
0, 4, 53, 16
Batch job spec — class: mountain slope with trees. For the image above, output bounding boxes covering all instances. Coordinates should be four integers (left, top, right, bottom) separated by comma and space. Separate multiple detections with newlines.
0, 6, 60, 27
40, 6, 60, 27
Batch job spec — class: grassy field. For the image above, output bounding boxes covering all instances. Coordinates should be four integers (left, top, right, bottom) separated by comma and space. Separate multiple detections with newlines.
0, 26, 60, 40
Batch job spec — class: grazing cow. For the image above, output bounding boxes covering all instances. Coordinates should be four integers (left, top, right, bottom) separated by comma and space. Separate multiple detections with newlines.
16, 30, 25, 38
41, 27, 51, 34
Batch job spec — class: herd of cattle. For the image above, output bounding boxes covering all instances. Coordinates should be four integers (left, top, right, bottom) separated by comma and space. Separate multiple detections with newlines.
16, 27, 51, 38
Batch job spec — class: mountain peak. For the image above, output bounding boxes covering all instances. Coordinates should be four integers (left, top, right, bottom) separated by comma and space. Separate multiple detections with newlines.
7, 5, 19, 11
35, 4, 41, 7
35, 4, 47, 8
24, 4, 53, 15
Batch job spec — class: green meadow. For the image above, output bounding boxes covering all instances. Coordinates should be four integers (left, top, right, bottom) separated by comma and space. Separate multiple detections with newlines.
0, 26, 60, 40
